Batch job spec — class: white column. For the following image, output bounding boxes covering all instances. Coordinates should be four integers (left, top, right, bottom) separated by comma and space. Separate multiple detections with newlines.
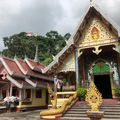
10, 83, 13, 96
19, 89, 22, 100
74, 48, 80, 86
54, 75, 58, 92
0, 90, 2, 99
7, 84, 10, 96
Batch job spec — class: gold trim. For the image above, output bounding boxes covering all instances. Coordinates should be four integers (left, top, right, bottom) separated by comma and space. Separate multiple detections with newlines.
85, 80, 102, 111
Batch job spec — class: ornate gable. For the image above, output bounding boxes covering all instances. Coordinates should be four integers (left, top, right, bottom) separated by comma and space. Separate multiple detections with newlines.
81, 17, 117, 44
57, 52, 75, 72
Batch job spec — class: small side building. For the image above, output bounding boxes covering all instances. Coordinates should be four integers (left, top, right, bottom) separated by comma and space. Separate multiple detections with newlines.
0, 56, 53, 111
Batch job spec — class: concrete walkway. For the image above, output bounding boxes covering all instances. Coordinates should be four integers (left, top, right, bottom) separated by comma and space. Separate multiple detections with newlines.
0, 110, 41, 120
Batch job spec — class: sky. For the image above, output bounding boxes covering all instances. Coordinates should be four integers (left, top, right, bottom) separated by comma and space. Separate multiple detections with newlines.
0, 0, 120, 51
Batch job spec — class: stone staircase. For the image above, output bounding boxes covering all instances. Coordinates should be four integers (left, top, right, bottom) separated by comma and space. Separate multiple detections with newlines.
60, 99, 120, 120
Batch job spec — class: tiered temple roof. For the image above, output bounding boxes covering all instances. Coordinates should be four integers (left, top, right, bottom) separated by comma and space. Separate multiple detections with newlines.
0, 56, 53, 89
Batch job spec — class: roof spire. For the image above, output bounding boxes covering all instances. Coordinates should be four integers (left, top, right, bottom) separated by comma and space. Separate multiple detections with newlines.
24, 54, 28, 59
90, 0, 94, 2
52, 55, 55, 60
14, 54, 17, 59
34, 45, 38, 62
90, 0, 95, 4
0, 52, 2, 56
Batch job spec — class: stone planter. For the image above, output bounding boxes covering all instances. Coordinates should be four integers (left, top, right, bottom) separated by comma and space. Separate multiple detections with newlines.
86, 111, 104, 120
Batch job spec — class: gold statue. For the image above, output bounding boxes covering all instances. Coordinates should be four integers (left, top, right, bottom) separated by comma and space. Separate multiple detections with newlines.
85, 80, 102, 111
50, 92, 57, 109
47, 83, 57, 109
91, 27, 99, 40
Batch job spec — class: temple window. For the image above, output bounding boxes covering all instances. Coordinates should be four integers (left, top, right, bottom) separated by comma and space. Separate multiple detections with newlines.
1, 90, 6, 99
25, 89, 31, 99
36, 89, 42, 98
12, 87, 19, 97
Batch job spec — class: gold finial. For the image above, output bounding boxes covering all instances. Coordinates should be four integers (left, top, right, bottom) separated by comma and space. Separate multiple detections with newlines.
85, 80, 102, 111
90, 0, 95, 4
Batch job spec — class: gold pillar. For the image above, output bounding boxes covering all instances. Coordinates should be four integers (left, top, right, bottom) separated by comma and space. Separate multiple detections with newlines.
110, 72, 115, 98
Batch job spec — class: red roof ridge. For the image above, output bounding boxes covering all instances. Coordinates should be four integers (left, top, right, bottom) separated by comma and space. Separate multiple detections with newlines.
24, 58, 44, 73
27, 58, 45, 67
0, 56, 24, 77
7, 75, 23, 88
25, 78, 37, 87
0, 56, 53, 86
24, 58, 34, 70
2, 56, 15, 62
14, 58, 28, 75
0, 56, 14, 75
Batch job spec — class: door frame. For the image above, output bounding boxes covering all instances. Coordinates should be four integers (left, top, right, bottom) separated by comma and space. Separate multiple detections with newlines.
89, 59, 115, 98
94, 74, 112, 98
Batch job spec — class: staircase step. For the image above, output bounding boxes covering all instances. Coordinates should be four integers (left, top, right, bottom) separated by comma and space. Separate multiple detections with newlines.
64, 114, 120, 118
104, 115, 120, 118
69, 109, 120, 112
66, 111, 120, 115
60, 117, 89, 120
72, 106, 120, 108
60, 117, 120, 120
64, 114, 87, 117
61, 100, 120, 120
70, 107, 120, 110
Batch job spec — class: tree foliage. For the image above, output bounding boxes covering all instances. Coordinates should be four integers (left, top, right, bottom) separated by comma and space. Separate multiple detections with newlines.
2, 31, 69, 65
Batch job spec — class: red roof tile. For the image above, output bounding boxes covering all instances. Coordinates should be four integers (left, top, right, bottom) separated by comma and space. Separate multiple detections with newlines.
0, 56, 53, 89
17, 59, 43, 76
2, 57, 23, 76
0, 65, 5, 73
27, 59, 45, 69
0, 56, 52, 82
17, 59, 30, 73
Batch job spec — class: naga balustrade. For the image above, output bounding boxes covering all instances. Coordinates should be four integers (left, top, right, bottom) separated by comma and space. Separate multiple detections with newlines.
40, 91, 77, 119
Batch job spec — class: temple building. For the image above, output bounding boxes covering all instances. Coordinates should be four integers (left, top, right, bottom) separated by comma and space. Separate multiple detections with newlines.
0, 56, 53, 111
43, 3, 120, 99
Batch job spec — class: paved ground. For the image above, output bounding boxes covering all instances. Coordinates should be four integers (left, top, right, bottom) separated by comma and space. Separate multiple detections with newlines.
0, 110, 41, 120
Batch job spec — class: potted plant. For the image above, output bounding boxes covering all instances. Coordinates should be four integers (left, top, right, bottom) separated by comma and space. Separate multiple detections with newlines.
115, 86, 120, 100
62, 79, 67, 85
3, 96, 19, 112
77, 86, 87, 101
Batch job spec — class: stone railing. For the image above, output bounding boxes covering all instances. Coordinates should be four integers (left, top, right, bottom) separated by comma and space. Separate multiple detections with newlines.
62, 85, 76, 91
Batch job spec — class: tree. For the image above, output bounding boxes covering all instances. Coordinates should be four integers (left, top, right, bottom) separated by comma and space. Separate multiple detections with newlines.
3, 32, 35, 59
45, 31, 66, 55
2, 31, 68, 65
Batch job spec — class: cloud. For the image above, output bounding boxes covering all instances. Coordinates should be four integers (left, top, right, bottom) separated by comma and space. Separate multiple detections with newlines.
98, 0, 120, 25
0, 0, 63, 36
0, 0, 120, 51
54, 0, 89, 34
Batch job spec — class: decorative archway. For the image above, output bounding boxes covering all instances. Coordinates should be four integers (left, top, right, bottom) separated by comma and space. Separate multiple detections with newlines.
92, 59, 111, 74
89, 59, 114, 98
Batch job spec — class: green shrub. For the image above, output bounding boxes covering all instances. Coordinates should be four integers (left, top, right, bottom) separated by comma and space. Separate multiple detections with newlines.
62, 79, 67, 85
115, 86, 120, 97
77, 86, 87, 100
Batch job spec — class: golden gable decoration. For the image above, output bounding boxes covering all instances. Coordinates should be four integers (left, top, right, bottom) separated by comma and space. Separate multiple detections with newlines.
85, 80, 103, 111
91, 26, 99, 40
79, 17, 117, 46
57, 53, 75, 72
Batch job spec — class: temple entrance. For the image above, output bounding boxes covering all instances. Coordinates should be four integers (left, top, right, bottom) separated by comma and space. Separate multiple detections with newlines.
94, 75, 112, 98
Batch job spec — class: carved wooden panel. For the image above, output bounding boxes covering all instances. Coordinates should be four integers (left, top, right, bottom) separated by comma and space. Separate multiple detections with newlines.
78, 17, 117, 47
57, 52, 75, 72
